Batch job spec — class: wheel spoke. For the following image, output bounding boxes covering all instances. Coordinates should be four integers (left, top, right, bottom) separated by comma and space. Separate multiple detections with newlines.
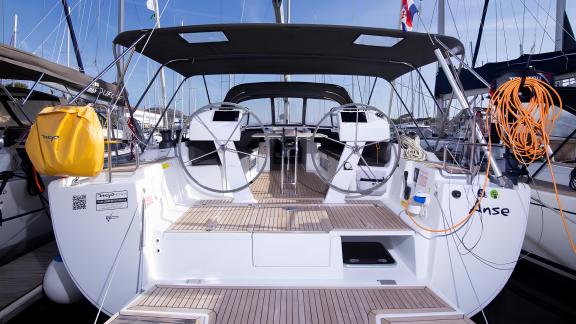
227, 147, 267, 160
223, 113, 247, 146
195, 114, 222, 146
185, 149, 219, 165
358, 154, 379, 180
321, 135, 354, 149
354, 109, 360, 146
358, 141, 381, 150
329, 149, 355, 183
221, 150, 228, 191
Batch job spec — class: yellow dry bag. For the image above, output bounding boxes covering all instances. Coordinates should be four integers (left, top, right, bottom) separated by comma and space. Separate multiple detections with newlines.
25, 105, 104, 177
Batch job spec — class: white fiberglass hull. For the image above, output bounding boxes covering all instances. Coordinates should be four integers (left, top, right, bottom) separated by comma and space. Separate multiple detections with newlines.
525, 175, 576, 273
48, 149, 530, 317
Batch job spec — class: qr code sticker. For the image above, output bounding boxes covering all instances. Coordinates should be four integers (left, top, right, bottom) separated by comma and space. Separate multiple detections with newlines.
73, 194, 87, 210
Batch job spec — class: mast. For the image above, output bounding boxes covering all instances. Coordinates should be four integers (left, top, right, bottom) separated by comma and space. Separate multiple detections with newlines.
387, 0, 404, 117
437, 0, 445, 35
12, 14, 17, 47
272, 0, 290, 123
61, 0, 85, 73
435, 0, 448, 139
555, 0, 566, 51
152, 0, 168, 127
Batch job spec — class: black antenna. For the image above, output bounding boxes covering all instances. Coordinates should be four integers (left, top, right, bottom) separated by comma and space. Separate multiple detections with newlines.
61, 0, 85, 73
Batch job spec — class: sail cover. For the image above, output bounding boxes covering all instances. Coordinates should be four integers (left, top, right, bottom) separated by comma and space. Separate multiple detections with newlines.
435, 49, 576, 98
0, 44, 125, 106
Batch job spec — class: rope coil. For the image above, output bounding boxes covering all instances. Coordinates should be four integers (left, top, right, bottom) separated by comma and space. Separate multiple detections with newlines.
488, 77, 575, 255
489, 77, 562, 165
399, 133, 427, 162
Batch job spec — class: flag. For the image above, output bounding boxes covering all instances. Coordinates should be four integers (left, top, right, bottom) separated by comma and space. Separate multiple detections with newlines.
401, 0, 419, 32
146, 0, 156, 20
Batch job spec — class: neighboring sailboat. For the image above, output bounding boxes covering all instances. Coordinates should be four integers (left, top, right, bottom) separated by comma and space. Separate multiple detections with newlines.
0, 44, 129, 266
433, 6, 576, 276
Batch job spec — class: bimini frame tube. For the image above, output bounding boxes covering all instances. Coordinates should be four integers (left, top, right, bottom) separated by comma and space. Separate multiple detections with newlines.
132, 59, 193, 111
68, 33, 147, 105
144, 76, 190, 149
433, 47, 505, 181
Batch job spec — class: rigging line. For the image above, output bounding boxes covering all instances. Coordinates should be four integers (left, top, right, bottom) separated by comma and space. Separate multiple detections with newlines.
428, 0, 438, 33
495, 0, 498, 62
49, 6, 64, 60
446, 177, 537, 269
355, 76, 364, 103
240, 0, 246, 22
446, 0, 462, 44
509, 0, 523, 53
367, 77, 377, 105
50, 8, 65, 62
498, 0, 509, 61
77, 0, 87, 48
523, 0, 526, 49
104, 0, 113, 45
530, 0, 541, 52
82, 0, 94, 46
17, 0, 60, 47
31, 0, 84, 55
530, 0, 576, 46
92, 201, 142, 324
519, 0, 557, 50
79, 2, 103, 59
203, 75, 212, 104
394, 81, 462, 113
109, 0, 172, 115
92, 0, 103, 70
539, 0, 553, 53
55, 14, 67, 64
443, 199, 502, 324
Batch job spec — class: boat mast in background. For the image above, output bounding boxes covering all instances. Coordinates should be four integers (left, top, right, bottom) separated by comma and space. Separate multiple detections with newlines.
11, 14, 17, 47
273, 0, 291, 123
60, 0, 84, 73
147, 0, 168, 127
387, 0, 404, 117
555, 0, 566, 51
435, 0, 448, 138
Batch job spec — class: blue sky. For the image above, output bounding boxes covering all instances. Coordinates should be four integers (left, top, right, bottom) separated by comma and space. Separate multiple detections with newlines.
1, 0, 574, 118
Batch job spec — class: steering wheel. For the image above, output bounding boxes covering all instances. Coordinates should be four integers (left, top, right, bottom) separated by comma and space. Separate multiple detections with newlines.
311, 103, 400, 195
176, 102, 269, 193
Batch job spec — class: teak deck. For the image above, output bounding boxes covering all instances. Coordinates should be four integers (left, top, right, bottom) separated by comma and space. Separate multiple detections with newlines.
168, 204, 409, 233
122, 285, 456, 324
250, 170, 327, 203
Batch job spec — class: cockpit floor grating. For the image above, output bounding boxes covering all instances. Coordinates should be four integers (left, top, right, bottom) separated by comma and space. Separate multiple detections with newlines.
250, 170, 328, 202
168, 204, 409, 233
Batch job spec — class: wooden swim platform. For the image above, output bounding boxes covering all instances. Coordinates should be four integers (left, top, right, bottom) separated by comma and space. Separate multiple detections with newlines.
106, 285, 472, 324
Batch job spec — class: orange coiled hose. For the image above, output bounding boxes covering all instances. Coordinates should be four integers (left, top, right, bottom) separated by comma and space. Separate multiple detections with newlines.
405, 77, 571, 242
489, 77, 562, 164
488, 77, 575, 255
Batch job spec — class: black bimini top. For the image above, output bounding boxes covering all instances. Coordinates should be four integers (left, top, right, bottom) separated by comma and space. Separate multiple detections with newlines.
113, 24, 464, 81
224, 82, 353, 105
